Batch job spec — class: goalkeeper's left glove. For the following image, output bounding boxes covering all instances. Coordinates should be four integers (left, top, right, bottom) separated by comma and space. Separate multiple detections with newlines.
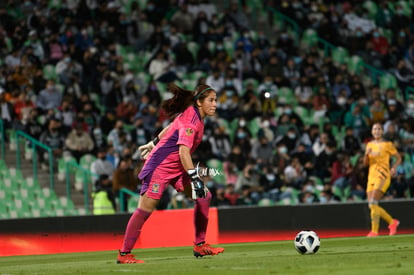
188, 169, 208, 200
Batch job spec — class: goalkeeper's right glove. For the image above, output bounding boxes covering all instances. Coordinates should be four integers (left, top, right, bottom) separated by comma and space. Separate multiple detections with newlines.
138, 136, 159, 160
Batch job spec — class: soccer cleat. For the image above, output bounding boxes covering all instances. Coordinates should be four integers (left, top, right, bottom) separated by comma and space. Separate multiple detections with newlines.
193, 243, 224, 258
117, 250, 144, 264
388, 219, 400, 236
367, 231, 378, 237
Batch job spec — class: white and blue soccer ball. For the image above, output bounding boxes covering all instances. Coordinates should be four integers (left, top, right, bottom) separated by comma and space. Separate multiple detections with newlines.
294, 230, 320, 255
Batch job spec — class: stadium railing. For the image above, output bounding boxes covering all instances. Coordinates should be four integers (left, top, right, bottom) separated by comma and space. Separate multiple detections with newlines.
65, 160, 99, 213
15, 130, 55, 190
119, 187, 140, 213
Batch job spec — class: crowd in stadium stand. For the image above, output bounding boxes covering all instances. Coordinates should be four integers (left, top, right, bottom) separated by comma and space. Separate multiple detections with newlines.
1, 0, 414, 211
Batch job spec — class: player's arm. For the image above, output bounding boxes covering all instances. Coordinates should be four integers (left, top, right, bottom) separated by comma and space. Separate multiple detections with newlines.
363, 144, 371, 167
179, 144, 195, 171
390, 149, 402, 176
179, 145, 207, 199
138, 124, 171, 159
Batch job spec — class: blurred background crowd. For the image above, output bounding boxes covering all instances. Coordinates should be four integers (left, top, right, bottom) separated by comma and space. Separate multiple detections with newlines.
1, 0, 414, 213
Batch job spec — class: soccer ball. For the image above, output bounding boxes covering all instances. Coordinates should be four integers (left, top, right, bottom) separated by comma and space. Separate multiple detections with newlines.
294, 230, 320, 255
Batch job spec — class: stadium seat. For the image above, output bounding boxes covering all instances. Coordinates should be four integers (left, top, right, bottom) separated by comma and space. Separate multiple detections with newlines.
42, 64, 58, 81
206, 158, 226, 185
14, 199, 32, 217
247, 116, 261, 138
362, 1, 378, 19
379, 74, 398, 91
79, 154, 96, 170
332, 47, 349, 66
187, 41, 199, 60
57, 196, 76, 210
0, 201, 9, 219
300, 29, 318, 49
74, 168, 92, 191
347, 55, 364, 74
57, 155, 77, 181
293, 105, 308, 122
278, 87, 295, 106
223, 38, 234, 58
137, 71, 151, 84
128, 195, 140, 212
257, 198, 275, 206
397, 0, 412, 17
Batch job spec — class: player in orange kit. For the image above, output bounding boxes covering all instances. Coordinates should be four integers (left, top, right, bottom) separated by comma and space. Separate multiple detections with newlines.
363, 123, 401, 237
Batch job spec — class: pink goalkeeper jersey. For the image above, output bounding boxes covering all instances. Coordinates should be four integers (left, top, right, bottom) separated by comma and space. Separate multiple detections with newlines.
138, 106, 204, 181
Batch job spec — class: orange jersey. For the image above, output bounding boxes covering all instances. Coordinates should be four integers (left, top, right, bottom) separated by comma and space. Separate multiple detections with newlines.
366, 140, 397, 192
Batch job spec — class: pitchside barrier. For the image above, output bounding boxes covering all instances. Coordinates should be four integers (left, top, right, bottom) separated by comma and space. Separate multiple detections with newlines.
0, 199, 413, 256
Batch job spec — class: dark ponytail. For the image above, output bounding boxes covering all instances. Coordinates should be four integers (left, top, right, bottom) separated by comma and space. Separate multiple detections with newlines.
161, 83, 215, 119
161, 83, 193, 119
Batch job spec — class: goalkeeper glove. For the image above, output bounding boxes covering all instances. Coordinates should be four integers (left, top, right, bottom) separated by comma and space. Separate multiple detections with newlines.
138, 136, 160, 160
188, 169, 208, 200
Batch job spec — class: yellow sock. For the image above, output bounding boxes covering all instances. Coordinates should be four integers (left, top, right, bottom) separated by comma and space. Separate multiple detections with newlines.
376, 205, 393, 225
369, 204, 380, 233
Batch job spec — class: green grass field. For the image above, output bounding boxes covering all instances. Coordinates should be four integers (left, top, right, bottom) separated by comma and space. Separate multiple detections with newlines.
1, 234, 413, 275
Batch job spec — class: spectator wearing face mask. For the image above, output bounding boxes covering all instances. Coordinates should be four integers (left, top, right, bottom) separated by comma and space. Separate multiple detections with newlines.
275, 126, 299, 153
35, 80, 62, 113
251, 135, 274, 166
38, 117, 66, 169
216, 84, 240, 122
90, 146, 115, 182
65, 123, 95, 162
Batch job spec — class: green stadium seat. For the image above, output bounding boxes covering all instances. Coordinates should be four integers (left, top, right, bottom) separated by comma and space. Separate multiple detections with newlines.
278, 87, 297, 106
206, 158, 226, 185
300, 29, 318, 49
397, 0, 412, 17
247, 116, 261, 138
42, 64, 58, 81
332, 47, 349, 66
57, 196, 76, 210
137, 71, 151, 84
57, 155, 77, 181
208, 41, 216, 52
257, 198, 275, 206
293, 105, 308, 122
74, 168, 91, 191
347, 55, 364, 74
79, 154, 96, 170
363, 1, 378, 19
223, 38, 234, 58
128, 195, 140, 212
379, 74, 398, 91
187, 41, 199, 60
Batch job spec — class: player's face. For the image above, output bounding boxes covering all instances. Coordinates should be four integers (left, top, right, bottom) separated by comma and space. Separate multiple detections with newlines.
371, 123, 383, 139
199, 92, 217, 118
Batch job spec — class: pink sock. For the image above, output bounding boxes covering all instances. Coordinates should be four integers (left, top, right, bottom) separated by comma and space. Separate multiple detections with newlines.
121, 208, 152, 253
194, 192, 212, 244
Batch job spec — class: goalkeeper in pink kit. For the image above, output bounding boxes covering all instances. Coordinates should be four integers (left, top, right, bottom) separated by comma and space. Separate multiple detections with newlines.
117, 83, 224, 264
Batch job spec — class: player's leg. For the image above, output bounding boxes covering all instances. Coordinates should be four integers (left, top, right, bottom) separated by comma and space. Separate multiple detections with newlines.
367, 189, 380, 237
117, 194, 158, 264
118, 174, 167, 264
376, 180, 400, 235
183, 184, 224, 257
